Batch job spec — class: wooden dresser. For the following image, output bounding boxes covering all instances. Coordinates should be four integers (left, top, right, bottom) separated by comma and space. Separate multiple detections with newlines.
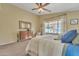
19, 31, 32, 41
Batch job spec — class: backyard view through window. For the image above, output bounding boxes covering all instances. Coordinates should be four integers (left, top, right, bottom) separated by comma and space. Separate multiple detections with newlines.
44, 20, 62, 34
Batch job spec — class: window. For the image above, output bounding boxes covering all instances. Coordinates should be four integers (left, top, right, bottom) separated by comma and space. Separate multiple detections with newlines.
44, 20, 62, 34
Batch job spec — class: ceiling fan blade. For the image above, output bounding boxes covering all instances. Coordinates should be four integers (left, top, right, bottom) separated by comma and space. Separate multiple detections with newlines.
40, 3, 42, 6
35, 3, 40, 7
32, 8, 39, 10
43, 8, 51, 12
42, 3, 50, 7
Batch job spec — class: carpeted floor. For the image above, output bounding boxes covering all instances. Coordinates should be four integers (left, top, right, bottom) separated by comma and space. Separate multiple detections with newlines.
0, 40, 30, 56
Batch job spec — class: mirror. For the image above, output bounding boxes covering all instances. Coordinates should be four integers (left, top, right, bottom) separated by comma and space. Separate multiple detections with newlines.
19, 21, 31, 29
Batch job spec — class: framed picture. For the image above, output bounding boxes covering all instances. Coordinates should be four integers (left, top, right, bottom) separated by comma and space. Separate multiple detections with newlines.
70, 18, 78, 25
19, 21, 31, 29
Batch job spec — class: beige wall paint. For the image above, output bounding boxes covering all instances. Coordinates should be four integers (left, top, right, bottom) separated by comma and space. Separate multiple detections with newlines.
0, 4, 40, 45
67, 11, 79, 32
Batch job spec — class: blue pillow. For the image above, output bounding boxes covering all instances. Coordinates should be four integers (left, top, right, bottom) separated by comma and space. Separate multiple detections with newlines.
64, 44, 79, 56
61, 30, 77, 43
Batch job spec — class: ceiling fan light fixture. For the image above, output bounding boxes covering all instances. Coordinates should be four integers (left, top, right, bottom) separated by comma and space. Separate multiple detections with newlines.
38, 8, 44, 12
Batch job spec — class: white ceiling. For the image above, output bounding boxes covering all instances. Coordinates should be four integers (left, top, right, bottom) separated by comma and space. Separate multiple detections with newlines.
12, 3, 79, 15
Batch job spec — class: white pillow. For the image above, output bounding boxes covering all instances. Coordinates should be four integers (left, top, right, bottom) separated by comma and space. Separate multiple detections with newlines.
72, 34, 79, 45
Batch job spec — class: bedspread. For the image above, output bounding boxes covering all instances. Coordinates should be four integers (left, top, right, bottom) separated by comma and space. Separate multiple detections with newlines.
25, 35, 65, 56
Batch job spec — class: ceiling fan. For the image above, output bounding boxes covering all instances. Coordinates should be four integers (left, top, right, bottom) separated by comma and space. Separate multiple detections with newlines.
32, 3, 51, 13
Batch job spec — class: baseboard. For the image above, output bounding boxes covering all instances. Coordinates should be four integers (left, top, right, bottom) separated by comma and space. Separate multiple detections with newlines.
0, 40, 17, 46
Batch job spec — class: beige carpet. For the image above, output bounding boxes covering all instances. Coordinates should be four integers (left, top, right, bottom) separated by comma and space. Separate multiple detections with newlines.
0, 40, 30, 56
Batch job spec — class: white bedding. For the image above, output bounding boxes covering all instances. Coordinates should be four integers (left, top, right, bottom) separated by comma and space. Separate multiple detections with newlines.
25, 35, 65, 56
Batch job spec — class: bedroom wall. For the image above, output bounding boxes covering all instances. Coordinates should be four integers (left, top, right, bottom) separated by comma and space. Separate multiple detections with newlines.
39, 11, 79, 33
67, 11, 79, 32
0, 4, 40, 45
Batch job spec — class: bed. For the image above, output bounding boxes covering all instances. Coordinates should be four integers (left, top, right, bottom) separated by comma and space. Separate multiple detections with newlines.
25, 30, 79, 56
